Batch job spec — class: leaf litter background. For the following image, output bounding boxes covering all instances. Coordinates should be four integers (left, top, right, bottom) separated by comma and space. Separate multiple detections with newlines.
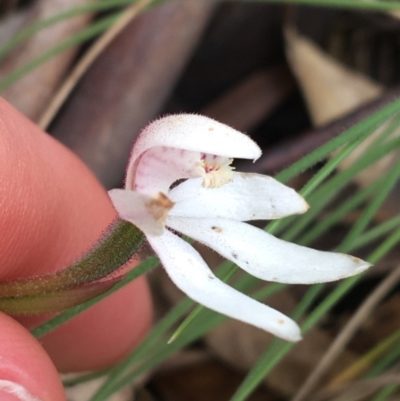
2, 1, 400, 401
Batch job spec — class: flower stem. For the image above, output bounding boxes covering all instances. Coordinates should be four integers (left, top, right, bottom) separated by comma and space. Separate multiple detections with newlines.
0, 219, 144, 298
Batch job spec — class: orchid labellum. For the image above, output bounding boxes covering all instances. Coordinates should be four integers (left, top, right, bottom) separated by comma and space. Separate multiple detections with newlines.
109, 114, 370, 342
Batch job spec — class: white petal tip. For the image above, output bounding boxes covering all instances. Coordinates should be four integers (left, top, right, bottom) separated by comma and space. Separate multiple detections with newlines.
289, 188, 309, 214
326, 254, 371, 282
275, 319, 302, 342
275, 185, 310, 217
350, 257, 372, 274
292, 197, 310, 215
291, 333, 303, 342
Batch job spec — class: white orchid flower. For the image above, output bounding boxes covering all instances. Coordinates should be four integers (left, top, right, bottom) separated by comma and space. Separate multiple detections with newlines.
109, 114, 370, 342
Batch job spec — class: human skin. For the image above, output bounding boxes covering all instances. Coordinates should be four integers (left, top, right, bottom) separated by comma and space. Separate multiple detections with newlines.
0, 98, 153, 400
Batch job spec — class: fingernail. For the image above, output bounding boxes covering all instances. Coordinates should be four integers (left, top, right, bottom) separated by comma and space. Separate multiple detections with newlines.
0, 380, 42, 401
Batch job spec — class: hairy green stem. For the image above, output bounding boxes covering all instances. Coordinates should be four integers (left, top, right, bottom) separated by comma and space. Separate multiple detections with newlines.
0, 219, 144, 298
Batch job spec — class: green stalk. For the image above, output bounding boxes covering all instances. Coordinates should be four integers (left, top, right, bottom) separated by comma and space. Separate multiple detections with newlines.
0, 220, 144, 298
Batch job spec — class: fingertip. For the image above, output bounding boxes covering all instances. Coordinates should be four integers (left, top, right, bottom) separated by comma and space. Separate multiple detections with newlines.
39, 277, 153, 372
0, 313, 65, 401
0, 98, 153, 371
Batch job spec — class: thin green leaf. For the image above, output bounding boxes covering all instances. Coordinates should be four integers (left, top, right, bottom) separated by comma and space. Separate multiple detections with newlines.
90, 281, 285, 401
339, 162, 400, 252
0, 12, 121, 92
237, 0, 400, 11
0, 0, 137, 61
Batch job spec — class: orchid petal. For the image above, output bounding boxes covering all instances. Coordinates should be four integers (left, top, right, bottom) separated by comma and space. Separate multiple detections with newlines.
166, 217, 371, 284
147, 229, 302, 341
169, 173, 309, 220
132, 147, 204, 194
126, 114, 261, 189
109, 189, 174, 235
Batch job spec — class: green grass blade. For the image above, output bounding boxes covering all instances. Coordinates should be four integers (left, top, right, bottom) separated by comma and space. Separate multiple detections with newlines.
339, 161, 400, 252
91, 281, 286, 401
352, 214, 400, 251
0, 12, 121, 92
275, 104, 400, 184
0, 0, 137, 61
298, 180, 380, 246
236, 0, 400, 11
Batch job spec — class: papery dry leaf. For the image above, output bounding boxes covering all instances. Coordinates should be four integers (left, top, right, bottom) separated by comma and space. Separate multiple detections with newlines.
285, 28, 400, 191
285, 28, 382, 127
0, 0, 96, 120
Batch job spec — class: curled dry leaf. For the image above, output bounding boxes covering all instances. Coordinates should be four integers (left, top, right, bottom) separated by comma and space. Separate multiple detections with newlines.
0, 0, 96, 121
285, 28, 400, 191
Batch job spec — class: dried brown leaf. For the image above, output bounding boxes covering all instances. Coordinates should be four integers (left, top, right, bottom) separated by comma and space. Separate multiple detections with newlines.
285, 28, 382, 127
285, 28, 400, 195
